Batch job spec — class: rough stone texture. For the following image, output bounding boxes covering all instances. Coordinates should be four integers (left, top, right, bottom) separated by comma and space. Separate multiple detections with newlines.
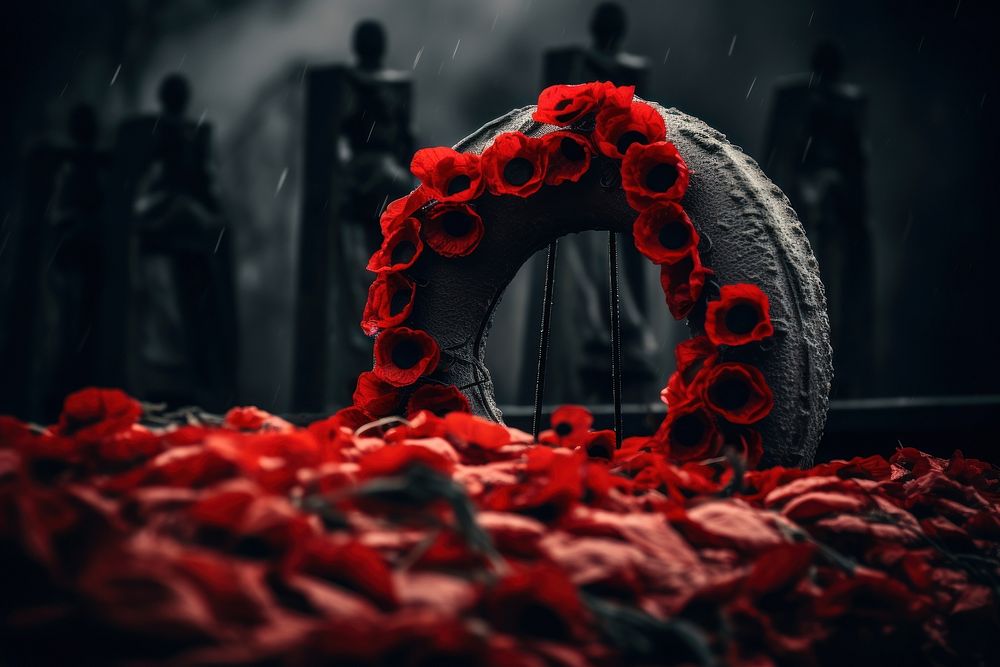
397, 101, 832, 467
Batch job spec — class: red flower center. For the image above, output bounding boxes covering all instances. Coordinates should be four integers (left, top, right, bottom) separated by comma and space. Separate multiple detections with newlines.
616, 130, 649, 155
725, 302, 760, 335
503, 157, 535, 185
446, 174, 471, 195
671, 413, 706, 449
389, 289, 411, 316
658, 219, 690, 250
391, 240, 417, 266
391, 339, 424, 369
709, 377, 751, 411
439, 210, 474, 237
646, 163, 679, 192
559, 136, 586, 161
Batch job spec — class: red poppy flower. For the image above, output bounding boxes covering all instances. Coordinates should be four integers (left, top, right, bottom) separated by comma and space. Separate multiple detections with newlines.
373, 327, 441, 387
541, 405, 593, 447
653, 401, 724, 462
55, 387, 142, 442
480, 132, 549, 197
621, 141, 690, 211
594, 100, 667, 159
296, 538, 399, 610
660, 335, 719, 407
700, 362, 774, 424
361, 272, 416, 335
367, 217, 423, 273
705, 283, 774, 346
379, 187, 431, 234
632, 202, 699, 264
422, 204, 485, 257
481, 563, 591, 642
541, 130, 593, 185
357, 443, 455, 479
353, 371, 403, 417
307, 407, 372, 443
222, 406, 292, 432
406, 384, 471, 418
659, 253, 712, 319
410, 147, 485, 203
533, 81, 614, 126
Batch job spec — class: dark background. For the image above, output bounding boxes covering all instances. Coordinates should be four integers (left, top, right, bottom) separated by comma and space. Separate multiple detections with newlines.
1, 0, 998, 415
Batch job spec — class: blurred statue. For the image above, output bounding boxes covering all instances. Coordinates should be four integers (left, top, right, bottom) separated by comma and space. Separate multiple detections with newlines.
121, 74, 237, 410
764, 42, 874, 397
38, 105, 110, 412
1, 104, 110, 420
294, 19, 416, 411
534, 1, 657, 404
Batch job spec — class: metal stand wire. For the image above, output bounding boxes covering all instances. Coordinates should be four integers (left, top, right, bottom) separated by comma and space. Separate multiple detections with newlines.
609, 232, 623, 448
532, 241, 558, 438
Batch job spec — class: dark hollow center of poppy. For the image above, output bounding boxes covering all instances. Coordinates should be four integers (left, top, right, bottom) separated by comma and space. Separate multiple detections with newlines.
616, 130, 648, 155
560, 136, 586, 161
440, 211, 473, 237
554, 422, 573, 437
725, 303, 760, 335
555, 99, 572, 110
446, 174, 471, 195
672, 413, 705, 448
503, 157, 535, 186
587, 441, 613, 460
391, 339, 423, 369
711, 377, 751, 411
390, 240, 416, 266
658, 220, 690, 250
646, 163, 678, 192
389, 288, 411, 316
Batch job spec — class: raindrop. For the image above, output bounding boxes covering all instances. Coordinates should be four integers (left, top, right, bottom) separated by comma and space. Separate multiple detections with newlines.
366, 121, 376, 143
413, 47, 424, 69
663, 48, 671, 64
452, 39, 461, 60
728, 35, 737, 57
110, 64, 122, 86
58, 82, 68, 98
491, 8, 501, 31
746, 76, 756, 100
808, 10, 815, 26
953, 0, 961, 18
214, 227, 227, 253
801, 136, 813, 163
275, 168, 288, 197
197, 109, 208, 128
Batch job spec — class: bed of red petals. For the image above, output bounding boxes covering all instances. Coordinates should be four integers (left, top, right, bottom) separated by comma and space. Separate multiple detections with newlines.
2, 388, 999, 666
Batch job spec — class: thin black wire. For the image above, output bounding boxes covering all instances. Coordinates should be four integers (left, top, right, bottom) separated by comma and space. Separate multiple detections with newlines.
609, 232, 623, 448
533, 241, 558, 438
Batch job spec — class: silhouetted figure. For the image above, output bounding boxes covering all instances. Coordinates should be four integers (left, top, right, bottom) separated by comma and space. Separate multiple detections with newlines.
1, 105, 110, 419
38, 105, 110, 412
764, 43, 874, 397
532, 2, 657, 404
115, 74, 237, 410
294, 20, 415, 411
